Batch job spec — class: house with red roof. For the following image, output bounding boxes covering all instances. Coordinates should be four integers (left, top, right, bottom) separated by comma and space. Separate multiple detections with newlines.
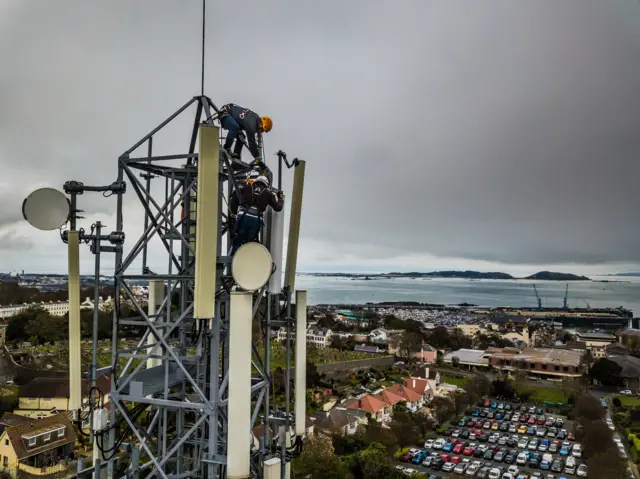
345, 394, 391, 423
402, 376, 434, 402
386, 383, 426, 412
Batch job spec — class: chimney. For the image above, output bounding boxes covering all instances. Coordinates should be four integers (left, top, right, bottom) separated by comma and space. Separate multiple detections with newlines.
412, 379, 416, 388
423, 367, 429, 379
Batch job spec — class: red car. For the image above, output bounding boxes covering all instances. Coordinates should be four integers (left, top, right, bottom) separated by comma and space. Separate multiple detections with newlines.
520, 415, 528, 422
528, 416, 536, 425
474, 429, 483, 436
475, 420, 484, 428
484, 399, 492, 407
441, 454, 451, 462
399, 452, 413, 462
467, 420, 475, 427
463, 446, 474, 456
453, 444, 464, 454
568, 432, 575, 441
536, 416, 546, 425
451, 456, 462, 464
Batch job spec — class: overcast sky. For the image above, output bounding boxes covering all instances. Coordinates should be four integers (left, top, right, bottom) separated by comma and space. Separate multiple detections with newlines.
1, 0, 639, 276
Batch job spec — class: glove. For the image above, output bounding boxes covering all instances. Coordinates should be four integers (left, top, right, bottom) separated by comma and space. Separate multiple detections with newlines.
277, 191, 284, 200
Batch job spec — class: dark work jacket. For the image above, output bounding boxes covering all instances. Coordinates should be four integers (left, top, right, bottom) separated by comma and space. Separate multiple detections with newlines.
229, 183, 284, 218
220, 103, 262, 158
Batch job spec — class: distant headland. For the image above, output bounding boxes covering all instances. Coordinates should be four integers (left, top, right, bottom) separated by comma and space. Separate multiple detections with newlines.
303, 270, 591, 281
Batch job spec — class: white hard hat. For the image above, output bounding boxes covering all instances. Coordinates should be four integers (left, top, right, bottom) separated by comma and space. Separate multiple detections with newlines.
254, 176, 269, 187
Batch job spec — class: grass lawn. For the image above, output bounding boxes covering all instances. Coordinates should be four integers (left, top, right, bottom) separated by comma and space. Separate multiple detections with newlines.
440, 375, 470, 388
515, 384, 567, 405
614, 395, 640, 407
263, 343, 379, 369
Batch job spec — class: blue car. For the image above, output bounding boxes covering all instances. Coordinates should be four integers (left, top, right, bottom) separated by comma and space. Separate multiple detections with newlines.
458, 418, 467, 426
559, 446, 569, 456
540, 460, 550, 470
495, 413, 503, 420
443, 442, 454, 452
472, 408, 480, 417
491, 402, 497, 409
412, 450, 429, 464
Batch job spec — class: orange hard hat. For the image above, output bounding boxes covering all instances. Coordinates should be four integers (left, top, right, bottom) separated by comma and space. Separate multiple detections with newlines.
261, 116, 273, 133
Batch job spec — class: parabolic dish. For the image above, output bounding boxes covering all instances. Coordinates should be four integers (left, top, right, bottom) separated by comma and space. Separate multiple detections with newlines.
232, 242, 273, 292
22, 188, 70, 231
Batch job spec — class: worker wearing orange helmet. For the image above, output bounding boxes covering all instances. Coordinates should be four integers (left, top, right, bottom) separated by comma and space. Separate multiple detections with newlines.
219, 103, 272, 163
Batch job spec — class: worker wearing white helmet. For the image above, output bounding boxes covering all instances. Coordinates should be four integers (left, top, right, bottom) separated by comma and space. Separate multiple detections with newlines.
229, 175, 283, 255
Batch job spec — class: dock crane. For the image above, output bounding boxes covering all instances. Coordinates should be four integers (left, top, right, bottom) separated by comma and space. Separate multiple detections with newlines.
533, 284, 543, 310
563, 284, 569, 310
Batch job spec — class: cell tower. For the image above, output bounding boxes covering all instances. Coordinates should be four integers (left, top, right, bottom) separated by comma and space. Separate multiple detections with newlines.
22, 95, 307, 479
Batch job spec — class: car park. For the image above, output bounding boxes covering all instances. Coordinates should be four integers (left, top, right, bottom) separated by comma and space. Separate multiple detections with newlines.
433, 438, 445, 450
576, 463, 587, 477
518, 425, 528, 434
527, 439, 538, 451
536, 427, 546, 437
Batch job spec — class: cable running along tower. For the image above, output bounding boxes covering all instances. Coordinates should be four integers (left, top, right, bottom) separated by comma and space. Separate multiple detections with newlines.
22, 95, 307, 479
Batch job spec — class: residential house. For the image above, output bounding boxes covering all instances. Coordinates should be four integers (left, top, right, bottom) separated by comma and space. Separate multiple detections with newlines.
0, 413, 76, 478
402, 377, 434, 403
376, 389, 404, 411
306, 327, 332, 348
15, 376, 111, 418
345, 395, 390, 423
443, 349, 490, 369
488, 347, 583, 378
0, 414, 29, 436
385, 383, 425, 412
368, 328, 389, 344
313, 408, 364, 436
354, 344, 386, 354
617, 328, 640, 347
606, 343, 630, 357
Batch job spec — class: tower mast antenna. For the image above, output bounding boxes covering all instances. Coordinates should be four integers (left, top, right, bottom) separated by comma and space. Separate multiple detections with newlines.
201, 0, 206, 95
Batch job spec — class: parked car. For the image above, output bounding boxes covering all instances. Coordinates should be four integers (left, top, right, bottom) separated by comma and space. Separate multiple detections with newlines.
433, 438, 446, 450
536, 427, 546, 437
424, 439, 434, 449
442, 462, 455, 472
576, 464, 588, 477
551, 458, 564, 473
572, 444, 582, 458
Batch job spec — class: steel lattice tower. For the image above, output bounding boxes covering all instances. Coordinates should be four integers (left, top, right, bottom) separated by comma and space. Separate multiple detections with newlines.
94, 95, 304, 479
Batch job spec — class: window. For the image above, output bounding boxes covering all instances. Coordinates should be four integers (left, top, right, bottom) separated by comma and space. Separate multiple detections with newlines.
58, 427, 65, 438
28, 437, 35, 447
3, 457, 6, 466
4, 439, 7, 446
43, 433, 51, 442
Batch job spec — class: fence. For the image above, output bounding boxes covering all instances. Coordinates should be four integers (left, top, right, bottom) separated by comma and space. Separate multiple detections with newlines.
17, 461, 76, 479
316, 356, 395, 375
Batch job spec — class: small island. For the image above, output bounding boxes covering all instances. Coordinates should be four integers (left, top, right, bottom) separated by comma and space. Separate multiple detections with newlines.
304, 270, 591, 281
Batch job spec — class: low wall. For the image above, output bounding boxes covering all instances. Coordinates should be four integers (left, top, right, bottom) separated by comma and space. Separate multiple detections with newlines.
316, 356, 395, 375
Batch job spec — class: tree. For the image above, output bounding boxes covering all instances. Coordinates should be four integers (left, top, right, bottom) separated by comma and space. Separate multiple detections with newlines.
363, 421, 399, 454
590, 358, 623, 387
612, 397, 622, 408
580, 349, 595, 375
330, 336, 346, 350
466, 374, 491, 404
587, 450, 627, 478
579, 419, 614, 459
628, 336, 640, 357
431, 396, 455, 425
294, 434, 352, 479
389, 411, 420, 448
349, 443, 404, 479
453, 392, 471, 415
533, 327, 556, 347
412, 411, 434, 437
390, 331, 423, 362
451, 356, 460, 368
573, 395, 605, 421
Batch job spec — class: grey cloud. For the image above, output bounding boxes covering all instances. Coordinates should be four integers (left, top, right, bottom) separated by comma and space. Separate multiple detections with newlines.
0, 229, 33, 251
1, 0, 639, 271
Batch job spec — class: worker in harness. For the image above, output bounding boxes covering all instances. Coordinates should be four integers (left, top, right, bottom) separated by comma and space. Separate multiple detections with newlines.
229, 175, 283, 255
219, 103, 273, 163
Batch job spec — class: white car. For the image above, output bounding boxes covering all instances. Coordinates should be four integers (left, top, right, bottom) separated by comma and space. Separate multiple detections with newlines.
507, 465, 519, 476
424, 439, 434, 449
488, 468, 501, 479
442, 462, 455, 472
466, 463, 480, 476
577, 463, 588, 477
403, 468, 417, 476
516, 453, 528, 465
454, 462, 467, 474
518, 438, 528, 449
621, 390, 633, 395
528, 439, 539, 450
566, 456, 576, 469
433, 438, 445, 450
614, 435, 623, 445
572, 443, 582, 458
